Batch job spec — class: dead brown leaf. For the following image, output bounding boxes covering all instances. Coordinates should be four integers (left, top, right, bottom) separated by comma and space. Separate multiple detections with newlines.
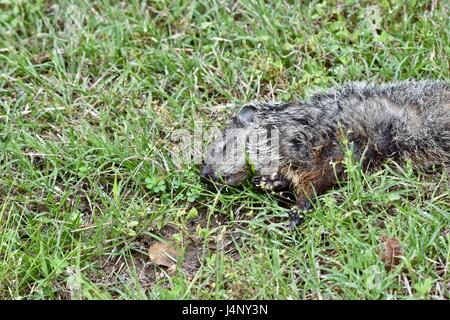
378, 236, 402, 271
33, 52, 52, 64
148, 241, 178, 268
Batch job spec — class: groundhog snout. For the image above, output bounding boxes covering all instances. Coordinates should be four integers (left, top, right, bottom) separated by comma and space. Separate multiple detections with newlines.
200, 162, 218, 183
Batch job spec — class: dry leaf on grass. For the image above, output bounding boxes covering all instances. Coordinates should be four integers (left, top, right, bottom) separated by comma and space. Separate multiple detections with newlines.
378, 236, 402, 271
33, 52, 52, 64
148, 241, 178, 268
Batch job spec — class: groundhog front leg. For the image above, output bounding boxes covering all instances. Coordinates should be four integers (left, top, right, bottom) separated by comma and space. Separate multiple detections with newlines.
284, 162, 344, 229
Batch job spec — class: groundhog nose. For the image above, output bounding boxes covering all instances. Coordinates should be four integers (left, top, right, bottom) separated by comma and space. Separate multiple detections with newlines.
201, 163, 217, 182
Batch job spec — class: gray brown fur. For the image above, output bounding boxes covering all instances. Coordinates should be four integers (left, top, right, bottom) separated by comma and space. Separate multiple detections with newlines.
201, 80, 450, 220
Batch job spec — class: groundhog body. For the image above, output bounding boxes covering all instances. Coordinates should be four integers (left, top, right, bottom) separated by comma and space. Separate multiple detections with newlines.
202, 80, 450, 224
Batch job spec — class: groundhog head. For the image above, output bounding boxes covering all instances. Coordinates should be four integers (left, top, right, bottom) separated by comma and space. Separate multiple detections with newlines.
201, 103, 282, 186
201, 105, 258, 186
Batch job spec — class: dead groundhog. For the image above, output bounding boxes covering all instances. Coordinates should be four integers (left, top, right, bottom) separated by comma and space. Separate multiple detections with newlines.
201, 80, 450, 227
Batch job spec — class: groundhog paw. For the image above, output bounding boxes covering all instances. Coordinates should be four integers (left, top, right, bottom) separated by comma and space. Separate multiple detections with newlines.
287, 206, 305, 229
253, 173, 290, 192
287, 202, 313, 229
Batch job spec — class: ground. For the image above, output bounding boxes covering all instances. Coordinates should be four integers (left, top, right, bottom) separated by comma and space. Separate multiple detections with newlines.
0, 0, 449, 299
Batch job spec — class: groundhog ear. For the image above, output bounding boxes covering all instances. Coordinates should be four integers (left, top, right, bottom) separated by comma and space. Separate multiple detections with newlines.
238, 105, 257, 124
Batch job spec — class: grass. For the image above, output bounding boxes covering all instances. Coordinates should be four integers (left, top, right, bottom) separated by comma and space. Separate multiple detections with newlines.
0, 0, 449, 299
